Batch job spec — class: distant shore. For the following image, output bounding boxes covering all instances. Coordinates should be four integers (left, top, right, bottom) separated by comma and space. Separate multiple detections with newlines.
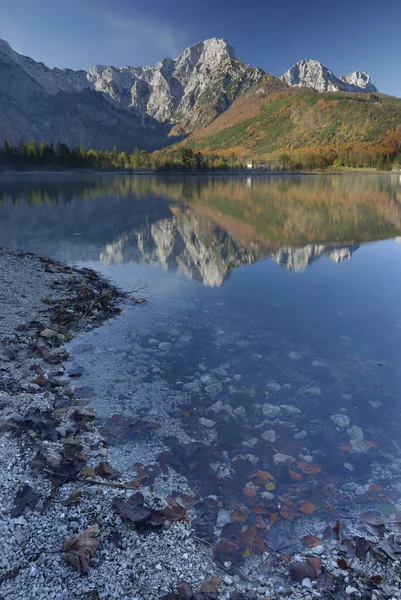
0, 167, 400, 177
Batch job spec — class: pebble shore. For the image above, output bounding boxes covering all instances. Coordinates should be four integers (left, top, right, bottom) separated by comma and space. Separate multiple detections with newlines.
1, 247, 400, 600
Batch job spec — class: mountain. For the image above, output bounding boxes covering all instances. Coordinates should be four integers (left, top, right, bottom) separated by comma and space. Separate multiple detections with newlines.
0, 38, 384, 152
281, 59, 377, 93
178, 78, 401, 167
0, 38, 263, 149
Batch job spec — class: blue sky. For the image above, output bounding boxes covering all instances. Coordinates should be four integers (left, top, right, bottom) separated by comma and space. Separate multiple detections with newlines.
1, 0, 401, 96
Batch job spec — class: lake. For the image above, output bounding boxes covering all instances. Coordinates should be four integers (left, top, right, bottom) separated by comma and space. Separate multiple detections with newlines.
1, 173, 401, 558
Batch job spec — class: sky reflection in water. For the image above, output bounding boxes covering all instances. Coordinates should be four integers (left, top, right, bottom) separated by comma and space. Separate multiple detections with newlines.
1, 173, 401, 552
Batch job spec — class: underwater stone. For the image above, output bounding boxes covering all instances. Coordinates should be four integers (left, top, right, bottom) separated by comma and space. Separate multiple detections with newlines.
331, 414, 350, 428
262, 404, 281, 418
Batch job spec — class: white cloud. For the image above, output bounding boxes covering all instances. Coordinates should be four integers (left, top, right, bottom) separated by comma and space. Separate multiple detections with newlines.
109, 15, 184, 63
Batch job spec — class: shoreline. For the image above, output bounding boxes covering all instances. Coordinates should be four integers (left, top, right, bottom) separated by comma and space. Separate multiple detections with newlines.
0, 168, 400, 178
1, 247, 401, 600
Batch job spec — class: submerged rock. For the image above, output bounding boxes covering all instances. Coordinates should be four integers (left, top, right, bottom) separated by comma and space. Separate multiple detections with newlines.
303, 387, 321, 396
348, 425, 364, 440
205, 383, 223, 395
262, 404, 281, 418
331, 414, 350, 428
273, 453, 291, 465
158, 342, 172, 351
281, 405, 301, 415
266, 383, 282, 392
261, 430, 276, 442
199, 417, 216, 428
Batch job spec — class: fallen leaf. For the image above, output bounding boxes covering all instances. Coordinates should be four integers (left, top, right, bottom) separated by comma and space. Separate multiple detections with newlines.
365, 440, 378, 448
377, 538, 401, 560
339, 445, 353, 452
238, 526, 267, 556
370, 575, 384, 584
265, 482, 276, 491
112, 492, 164, 528
297, 462, 321, 475
300, 501, 317, 515
242, 487, 257, 498
63, 491, 82, 506
316, 571, 335, 592
231, 505, 248, 522
63, 524, 100, 573
369, 484, 383, 493
333, 520, 341, 540
95, 462, 121, 480
280, 505, 296, 520
290, 560, 318, 582
269, 512, 279, 525
255, 470, 274, 482
266, 521, 303, 554
11, 484, 39, 517
80, 466, 97, 478
164, 505, 189, 522
213, 540, 243, 565
337, 558, 351, 570
135, 298, 148, 304
0, 569, 20, 583
303, 535, 322, 548
201, 577, 220, 593
289, 469, 302, 481
177, 581, 193, 600
354, 536, 371, 559
250, 505, 270, 515
307, 557, 322, 575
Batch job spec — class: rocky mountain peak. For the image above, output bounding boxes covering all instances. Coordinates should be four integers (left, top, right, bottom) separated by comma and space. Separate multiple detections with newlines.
340, 70, 377, 92
281, 59, 377, 93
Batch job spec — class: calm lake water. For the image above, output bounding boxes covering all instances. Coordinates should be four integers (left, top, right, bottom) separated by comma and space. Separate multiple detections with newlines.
1, 173, 401, 555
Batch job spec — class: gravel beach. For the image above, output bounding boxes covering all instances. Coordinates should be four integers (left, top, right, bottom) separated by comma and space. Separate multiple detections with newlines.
1, 247, 401, 600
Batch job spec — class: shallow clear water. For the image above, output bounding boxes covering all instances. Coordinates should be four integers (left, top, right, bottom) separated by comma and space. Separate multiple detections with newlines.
1, 173, 401, 552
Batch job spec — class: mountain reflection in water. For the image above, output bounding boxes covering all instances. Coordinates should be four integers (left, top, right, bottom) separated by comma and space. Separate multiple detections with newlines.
0, 173, 400, 286
1, 173, 401, 583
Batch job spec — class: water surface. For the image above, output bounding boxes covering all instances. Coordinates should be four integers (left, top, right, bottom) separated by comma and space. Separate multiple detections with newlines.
1, 173, 401, 557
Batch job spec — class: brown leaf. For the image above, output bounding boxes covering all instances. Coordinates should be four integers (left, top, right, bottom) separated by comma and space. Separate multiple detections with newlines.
201, 577, 220, 593
289, 469, 302, 481
354, 536, 371, 559
213, 540, 243, 565
303, 535, 322, 548
177, 580, 193, 600
290, 560, 318, 582
280, 505, 296, 520
11, 484, 39, 517
298, 462, 321, 475
333, 520, 341, 540
242, 487, 257, 498
316, 571, 335, 592
370, 575, 384, 584
164, 505, 189, 522
238, 526, 267, 556
337, 558, 351, 570
63, 524, 100, 573
63, 491, 82, 506
307, 557, 322, 575
255, 470, 274, 482
300, 501, 317, 515
250, 505, 270, 515
264, 482, 276, 491
94, 462, 121, 480
231, 505, 248, 522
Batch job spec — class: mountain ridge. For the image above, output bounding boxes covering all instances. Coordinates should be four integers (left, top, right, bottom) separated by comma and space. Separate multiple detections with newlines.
281, 59, 377, 93
0, 37, 383, 151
